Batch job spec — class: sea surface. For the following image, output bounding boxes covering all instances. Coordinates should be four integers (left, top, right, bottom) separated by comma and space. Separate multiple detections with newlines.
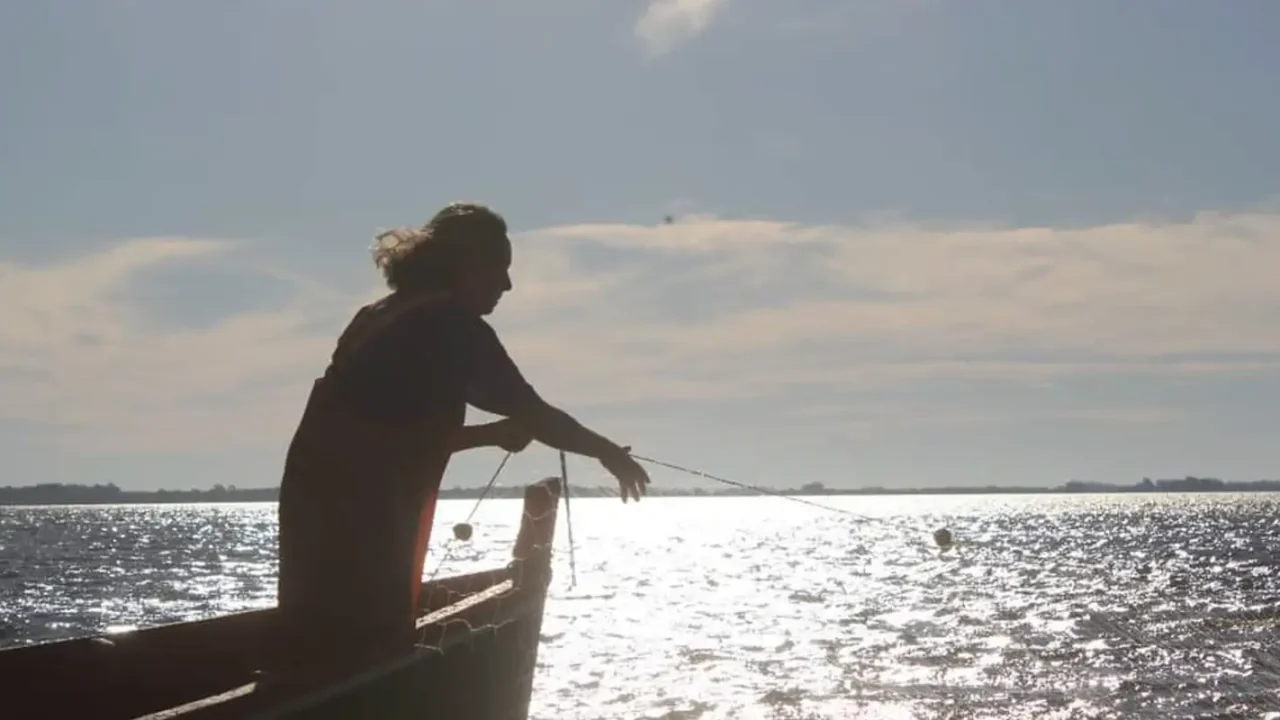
3, 493, 1280, 720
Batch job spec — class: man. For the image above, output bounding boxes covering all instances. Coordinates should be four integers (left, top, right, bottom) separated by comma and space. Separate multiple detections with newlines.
273, 202, 650, 670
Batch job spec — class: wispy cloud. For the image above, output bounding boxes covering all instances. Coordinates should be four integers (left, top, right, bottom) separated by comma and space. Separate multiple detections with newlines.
0, 238, 348, 453
502, 210, 1280, 405
3, 210, 1278, 457
634, 0, 728, 57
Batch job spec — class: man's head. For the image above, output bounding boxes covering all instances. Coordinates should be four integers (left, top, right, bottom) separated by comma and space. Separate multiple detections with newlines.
372, 202, 513, 315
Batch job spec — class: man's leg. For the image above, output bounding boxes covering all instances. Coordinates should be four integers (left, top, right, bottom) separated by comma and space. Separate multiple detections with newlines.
408, 489, 440, 615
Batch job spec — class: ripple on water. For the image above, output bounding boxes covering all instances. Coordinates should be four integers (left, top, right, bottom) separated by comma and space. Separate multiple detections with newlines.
3, 494, 1280, 719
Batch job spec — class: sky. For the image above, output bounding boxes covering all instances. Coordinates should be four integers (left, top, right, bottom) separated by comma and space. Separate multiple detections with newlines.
2, 0, 1279, 492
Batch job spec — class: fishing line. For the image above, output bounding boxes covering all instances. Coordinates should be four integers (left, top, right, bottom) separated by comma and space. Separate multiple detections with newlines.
461, 450, 512, 526
639, 456, 977, 559
629, 453, 867, 519
629, 453, 959, 552
626, 454, 1280, 709
425, 451, 512, 581
428, 449, 582, 592
559, 450, 578, 588
431, 449, 938, 586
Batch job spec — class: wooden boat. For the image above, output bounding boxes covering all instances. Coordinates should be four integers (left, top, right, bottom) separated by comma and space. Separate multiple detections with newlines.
0, 477, 563, 720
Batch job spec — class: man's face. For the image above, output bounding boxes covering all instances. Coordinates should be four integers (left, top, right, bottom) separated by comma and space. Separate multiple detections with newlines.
455, 239, 513, 316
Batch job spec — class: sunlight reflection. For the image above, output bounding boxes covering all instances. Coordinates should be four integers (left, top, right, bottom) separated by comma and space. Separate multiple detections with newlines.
4, 494, 1280, 717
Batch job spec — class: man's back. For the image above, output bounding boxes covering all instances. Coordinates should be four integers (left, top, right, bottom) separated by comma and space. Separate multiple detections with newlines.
273, 293, 471, 671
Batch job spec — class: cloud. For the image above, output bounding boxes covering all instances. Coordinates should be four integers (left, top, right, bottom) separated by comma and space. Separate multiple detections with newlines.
0, 238, 349, 454
4, 209, 1280, 457
634, 0, 728, 57
498, 210, 1280, 404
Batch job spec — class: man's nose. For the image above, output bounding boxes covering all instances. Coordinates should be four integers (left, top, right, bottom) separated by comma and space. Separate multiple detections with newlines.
503, 272, 513, 291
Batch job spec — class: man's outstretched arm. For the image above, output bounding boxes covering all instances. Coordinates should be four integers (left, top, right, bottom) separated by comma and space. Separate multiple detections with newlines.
450, 420, 532, 453
465, 320, 651, 501
473, 396, 650, 502
510, 401, 623, 460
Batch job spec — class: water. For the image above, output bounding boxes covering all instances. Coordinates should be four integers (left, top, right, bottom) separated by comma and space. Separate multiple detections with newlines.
3, 493, 1280, 719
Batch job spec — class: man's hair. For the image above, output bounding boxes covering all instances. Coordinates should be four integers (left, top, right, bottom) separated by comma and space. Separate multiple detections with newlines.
371, 203, 509, 292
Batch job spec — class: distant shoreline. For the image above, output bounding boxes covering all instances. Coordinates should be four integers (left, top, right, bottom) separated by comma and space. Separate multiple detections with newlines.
2, 477, 1278, 506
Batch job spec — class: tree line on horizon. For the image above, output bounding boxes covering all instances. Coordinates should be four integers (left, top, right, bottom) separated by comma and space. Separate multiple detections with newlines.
1, 476, 1278, 506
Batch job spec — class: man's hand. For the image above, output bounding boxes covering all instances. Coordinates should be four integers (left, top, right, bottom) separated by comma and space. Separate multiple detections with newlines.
599, 445, 650, 503
492, 418, 534, 453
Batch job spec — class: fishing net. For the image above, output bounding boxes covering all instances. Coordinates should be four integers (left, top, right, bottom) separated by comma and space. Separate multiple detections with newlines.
252, 446, 1280, 720
6, 451, 1278, 720
524, 460, 1280, 720
408, 483, 559, 720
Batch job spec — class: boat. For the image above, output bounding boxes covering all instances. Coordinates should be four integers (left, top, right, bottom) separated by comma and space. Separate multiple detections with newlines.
0, 477, 564, 719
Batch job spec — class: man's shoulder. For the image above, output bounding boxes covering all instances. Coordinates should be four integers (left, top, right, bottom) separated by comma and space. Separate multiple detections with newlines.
357, 291, 468, 327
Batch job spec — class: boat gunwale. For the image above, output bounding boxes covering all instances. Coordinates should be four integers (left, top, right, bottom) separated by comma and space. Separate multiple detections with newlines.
132, 578, 546, 720
246, 581, 546, 720
118, 477, 563, 720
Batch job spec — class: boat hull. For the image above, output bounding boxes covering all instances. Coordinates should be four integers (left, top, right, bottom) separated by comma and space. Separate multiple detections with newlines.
0, 479, 563, 720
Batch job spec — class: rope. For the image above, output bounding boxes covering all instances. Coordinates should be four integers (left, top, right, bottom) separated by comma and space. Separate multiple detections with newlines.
426, 448, 584, 592
425, 450, 1276, 714
424, 451, 512, 581
461, 451, 512, 526
629, 453, 867, 519
560, 450, 578, 588
428, 449, 869, 586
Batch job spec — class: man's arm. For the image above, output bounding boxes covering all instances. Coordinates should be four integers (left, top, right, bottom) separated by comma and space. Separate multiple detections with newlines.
509, 398, 648, 502
464, 319, 649, 500
451, 420, 532, 453
451, 423, 501, 452
508, 400, 627, 461
463, 331, 626, 460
